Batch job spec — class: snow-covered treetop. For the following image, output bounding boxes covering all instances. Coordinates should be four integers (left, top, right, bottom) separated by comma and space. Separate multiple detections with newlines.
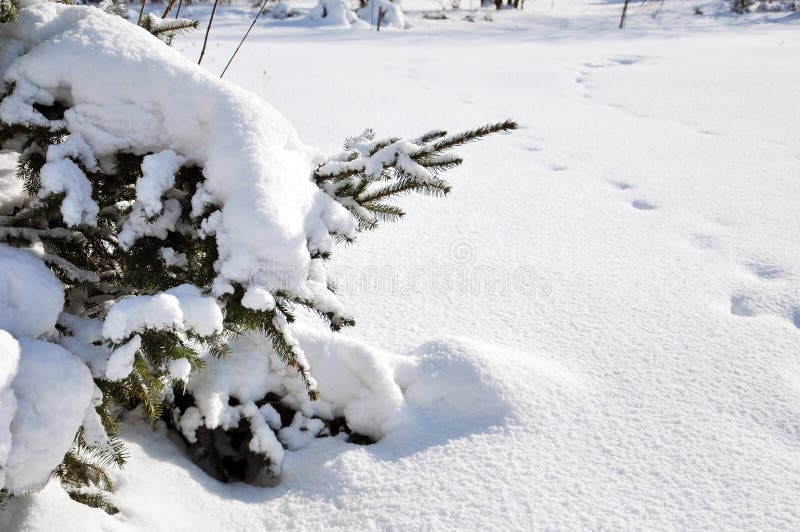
1, 2, 354, 305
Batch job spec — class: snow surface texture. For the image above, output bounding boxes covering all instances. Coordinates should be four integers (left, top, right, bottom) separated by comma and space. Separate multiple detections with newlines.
4, 0, 800, 530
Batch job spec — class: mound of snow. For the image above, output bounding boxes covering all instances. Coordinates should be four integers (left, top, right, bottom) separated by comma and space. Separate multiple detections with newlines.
177, 326, 405, 471
0, 244, 64, 339
306, 0, 361, 26
358, 0, 410, 29
269, 1, 292, 19
5, 337, 94, 494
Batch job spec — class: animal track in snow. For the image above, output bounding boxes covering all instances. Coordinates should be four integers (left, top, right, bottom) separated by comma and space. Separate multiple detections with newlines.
606, 181, 658, 211
689, 233, 720, 250
609, 56, 640, 66
730, 295, 756, 317
631, 200, 657, 211
582, 55, 645, 70
746, 261, 787, 281
729, 258, 799, 329
572, 55, 649, 101
729, 288, 800, 330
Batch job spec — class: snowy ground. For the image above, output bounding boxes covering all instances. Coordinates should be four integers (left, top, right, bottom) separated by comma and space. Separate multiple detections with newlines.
5, 0, 800, 529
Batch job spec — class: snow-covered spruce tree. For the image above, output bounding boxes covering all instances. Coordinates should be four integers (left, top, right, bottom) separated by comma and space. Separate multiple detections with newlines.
0, 0, 515, 511
730, 0, 797, 13
306, 0, 410, 29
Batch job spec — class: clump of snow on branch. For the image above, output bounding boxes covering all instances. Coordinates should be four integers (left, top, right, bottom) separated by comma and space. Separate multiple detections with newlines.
174, 327, 404, 472
102, 285, 223, 343
0, 244, 64, 339
104, 335, 141, 381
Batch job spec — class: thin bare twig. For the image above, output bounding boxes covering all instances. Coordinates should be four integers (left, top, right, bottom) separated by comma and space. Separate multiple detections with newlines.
199, 0, 221, 65
220, 0, 270, 78
162, 0, 178, 18
377, 6, 387, 31
137, 0, 148, 25
619, 0, 630, 28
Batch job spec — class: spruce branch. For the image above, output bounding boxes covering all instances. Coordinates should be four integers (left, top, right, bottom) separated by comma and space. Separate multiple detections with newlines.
52, 427, 127, 516
41, 253, 101, 283
416, 119, 518, 155
222, 293, 321, 400
414, 129, 447, 144
314, 119, 517, 231
140, 13, 199, 44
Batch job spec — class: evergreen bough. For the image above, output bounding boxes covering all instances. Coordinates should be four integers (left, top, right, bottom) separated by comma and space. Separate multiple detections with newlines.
0, 1, 517, 513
